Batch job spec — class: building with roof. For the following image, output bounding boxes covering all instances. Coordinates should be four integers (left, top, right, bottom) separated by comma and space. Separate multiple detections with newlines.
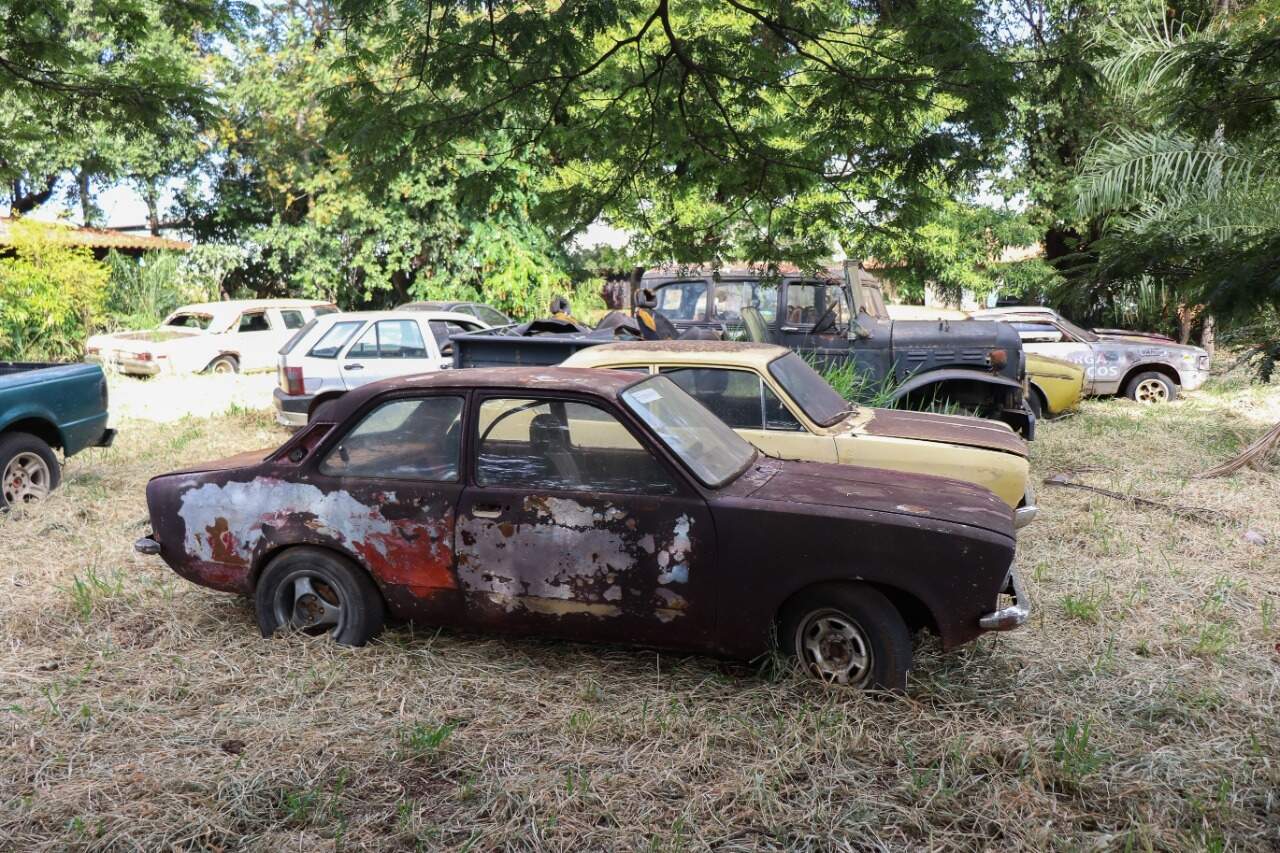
0, 217, 191, 257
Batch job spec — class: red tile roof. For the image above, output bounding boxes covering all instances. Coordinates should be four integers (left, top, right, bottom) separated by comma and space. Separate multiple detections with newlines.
0, 217, 191, 252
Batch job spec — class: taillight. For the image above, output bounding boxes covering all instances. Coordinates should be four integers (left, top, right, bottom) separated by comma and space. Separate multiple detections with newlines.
283, 366, 305, 396
135, 351, 153, 362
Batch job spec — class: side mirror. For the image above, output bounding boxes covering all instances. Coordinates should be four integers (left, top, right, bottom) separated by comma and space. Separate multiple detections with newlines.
441, 343, 454, 356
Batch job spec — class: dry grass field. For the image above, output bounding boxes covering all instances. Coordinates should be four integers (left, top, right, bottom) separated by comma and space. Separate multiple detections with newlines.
2, 375, 1278, 851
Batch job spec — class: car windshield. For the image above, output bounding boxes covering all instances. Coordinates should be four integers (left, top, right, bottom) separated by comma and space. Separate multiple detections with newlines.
767, 352, 851, 427
621, 376, 757, 488
163, 312, 214, 330
1055, 314, 1099, 342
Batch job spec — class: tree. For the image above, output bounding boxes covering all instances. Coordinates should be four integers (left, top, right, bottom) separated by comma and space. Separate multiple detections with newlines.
180, 0, 578, 315
1072, 0, 1280, 364
0, 1, 243, 216
329, 0, 1016, 267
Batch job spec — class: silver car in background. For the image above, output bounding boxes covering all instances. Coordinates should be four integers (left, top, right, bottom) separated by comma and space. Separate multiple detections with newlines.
971, 307, 1210, 403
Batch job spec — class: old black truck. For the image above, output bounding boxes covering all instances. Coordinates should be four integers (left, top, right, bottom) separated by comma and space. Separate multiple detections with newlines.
637, 265, 1032, 436
453, 265, 1034, 437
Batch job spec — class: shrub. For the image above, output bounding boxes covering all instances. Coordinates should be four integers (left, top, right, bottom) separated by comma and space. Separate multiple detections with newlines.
0, 219, 108, 361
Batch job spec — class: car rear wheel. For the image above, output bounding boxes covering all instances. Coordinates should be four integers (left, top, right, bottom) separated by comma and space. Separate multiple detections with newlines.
0, 432, 61, 509
207, 355, 239, 375
255, 547, 385, 645
1124, 371, 1177, 404
780, 583, 911, 691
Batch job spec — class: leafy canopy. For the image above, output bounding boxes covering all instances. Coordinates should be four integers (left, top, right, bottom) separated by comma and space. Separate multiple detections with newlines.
330, 0, 1016, 266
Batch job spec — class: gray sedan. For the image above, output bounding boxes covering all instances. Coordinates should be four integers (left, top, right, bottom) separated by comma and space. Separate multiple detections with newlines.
971, 308, 1210, 403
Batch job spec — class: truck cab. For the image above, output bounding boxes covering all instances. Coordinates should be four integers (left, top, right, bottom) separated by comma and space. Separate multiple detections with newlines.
642, 266, 1033, 437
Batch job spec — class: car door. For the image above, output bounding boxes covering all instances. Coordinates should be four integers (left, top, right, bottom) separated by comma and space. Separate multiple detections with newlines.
229, 308, 281, 371
1011, 321, 1102, 392
777, 280, 854, 371
310, 393, 468, 624
456, 393, 716, 648
659, 366, 837, 462
339, 319, 442, 388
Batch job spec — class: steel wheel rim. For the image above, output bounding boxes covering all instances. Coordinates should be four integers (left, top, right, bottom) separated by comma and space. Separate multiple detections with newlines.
213, 360, 233, 374
272, 569, 346, 636
3, 452, 51, 505
1135, 378, 1168, 403
795, 608, 873, 686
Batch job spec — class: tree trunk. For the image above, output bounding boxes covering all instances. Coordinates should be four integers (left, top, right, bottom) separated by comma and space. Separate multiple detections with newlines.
143, 177, 161, 236
1177, 303, 1195, 345
8, 176, 58, 215
1201, 313, 1216, 358
76, 168, 97, 227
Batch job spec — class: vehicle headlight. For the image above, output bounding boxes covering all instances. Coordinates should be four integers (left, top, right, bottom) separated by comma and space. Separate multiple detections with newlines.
1198, 354, 1211, 370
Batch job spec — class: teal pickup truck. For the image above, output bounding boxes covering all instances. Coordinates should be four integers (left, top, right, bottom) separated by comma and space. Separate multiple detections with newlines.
0, 363, 116, 508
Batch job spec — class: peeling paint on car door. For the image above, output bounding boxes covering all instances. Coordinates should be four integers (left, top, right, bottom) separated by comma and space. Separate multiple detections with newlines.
456, 394, 715, 646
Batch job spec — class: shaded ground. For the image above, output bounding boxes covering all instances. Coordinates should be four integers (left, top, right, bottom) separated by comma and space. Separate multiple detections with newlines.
1, 376, 1277, 850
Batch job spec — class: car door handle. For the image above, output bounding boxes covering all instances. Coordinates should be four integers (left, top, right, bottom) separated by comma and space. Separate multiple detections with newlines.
780, 326, 799, 332
471, 503, 503, 519
344, 363, 363, 371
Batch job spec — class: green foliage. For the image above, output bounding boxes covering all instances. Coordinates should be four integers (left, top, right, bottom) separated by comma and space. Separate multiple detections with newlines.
0, 219, 108, 360
182, 8, 570, 315
1, 1, 245, 216
1070, 0, 1280, 355
332, 0, 1016, 267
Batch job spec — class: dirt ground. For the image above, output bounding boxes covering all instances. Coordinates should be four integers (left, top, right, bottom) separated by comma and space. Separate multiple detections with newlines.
2, 374, 1277, 851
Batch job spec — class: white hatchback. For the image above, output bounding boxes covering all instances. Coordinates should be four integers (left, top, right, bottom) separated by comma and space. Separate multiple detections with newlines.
272, 310, 488, 426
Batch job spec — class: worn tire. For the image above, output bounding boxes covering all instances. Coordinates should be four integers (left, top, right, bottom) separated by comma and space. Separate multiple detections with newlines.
255, 547, 385, 646
779, 583, 912, 691
1124, 371, 1178, 404
0, 432, 61, 509
206, 355, 239, 375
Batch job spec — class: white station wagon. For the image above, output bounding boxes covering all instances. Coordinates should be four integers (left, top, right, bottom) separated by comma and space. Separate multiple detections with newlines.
272, 309, 489, 426
86, 299, 337, 376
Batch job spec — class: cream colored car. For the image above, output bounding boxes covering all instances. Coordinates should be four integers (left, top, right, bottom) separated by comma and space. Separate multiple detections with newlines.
562, 341, 1037, 526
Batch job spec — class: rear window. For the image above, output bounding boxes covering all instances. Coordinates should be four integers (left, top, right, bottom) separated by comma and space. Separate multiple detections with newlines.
314, 304, 339, 316
280, 319, 318, 355
307, 320, 364, 358
163, 312, 214, 330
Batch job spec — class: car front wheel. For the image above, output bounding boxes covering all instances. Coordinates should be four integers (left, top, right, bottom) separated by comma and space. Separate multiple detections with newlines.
255, 547, 385, 645
207, 355, 239, 375
780, 583, 911, 691
0, 432, 61, 509
1124, 371, 1178, 404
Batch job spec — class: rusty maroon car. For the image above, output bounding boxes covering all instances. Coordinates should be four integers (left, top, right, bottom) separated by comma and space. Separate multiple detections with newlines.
136, 368, 1029, 690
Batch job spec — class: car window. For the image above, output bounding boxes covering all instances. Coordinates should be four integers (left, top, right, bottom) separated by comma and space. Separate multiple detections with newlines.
1011, 322, 1065, 343
307, 320, 364, 358
320, 396, 464, 482
237, 311, 272, 333
279, 309, 306, 330
164, 312, 214, 330
784, 282, 849, 328
427, 320, 481, 349
349, 319, 430, 358
653, 281, 709, 321
475, 398, 678, 494
280, 318, 318, 355
660, 367, 801, 431
712, 282, 778, 323
314, 304, 339, 316
767, 352, 850, 427
475, 305, 510, 326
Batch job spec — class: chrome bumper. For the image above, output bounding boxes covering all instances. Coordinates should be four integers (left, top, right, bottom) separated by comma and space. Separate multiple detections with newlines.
1014, 482, 1038, 529
979, 566, 1030, 631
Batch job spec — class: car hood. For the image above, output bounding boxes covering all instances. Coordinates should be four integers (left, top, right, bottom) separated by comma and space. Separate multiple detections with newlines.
745, 458, 1014, 537
844, 407, 1027, 457
158, 449, 275, 478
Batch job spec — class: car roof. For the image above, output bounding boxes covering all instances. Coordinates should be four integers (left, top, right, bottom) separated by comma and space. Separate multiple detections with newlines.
318, 309, 483, 325
320, 367, 643, 423
972, 306, 1059, 317
171, 299, 331, 313
563, 340, 787, 370
641, 265, 841, 282
398, 300, 460, 309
